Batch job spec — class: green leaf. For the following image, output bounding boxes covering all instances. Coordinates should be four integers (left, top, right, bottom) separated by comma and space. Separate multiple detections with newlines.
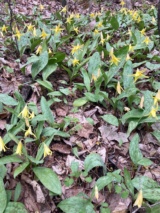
81, 69, 91, 92
0, 94, 17, 106
152, 130, 160, 143
0, 165, 7, 179
4, 202, 27, 213
58, 196, 95, 213
129, 134, 143, 165
88, 52, 101, 76
127, 121, 138, 135
124, 168, 134, 196
84, 153, 105, 173
73, 97, 88, 107
14, 162, 29, 178
36, 79, 53, 91
123, 60, 133, 89
40, 96, 54, 125
110, 16, 119, 30
0, 155, 22, 165
14, 183, 21, 202
0, 177, 7, 212
42, 61, 57, 80
32, 51, 48, 79
33, 167, 62, 195
96, 176, 113, 191
101, 114, 119, 126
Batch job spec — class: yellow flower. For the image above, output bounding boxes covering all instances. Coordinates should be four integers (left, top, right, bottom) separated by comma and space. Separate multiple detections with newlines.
0, 137, 7, 152
60, 6, 67, 13
110, 54, 120, 66
152, 17, 156, 24
29, 111, 35, 119
39, 4, 44, 11
18, 105, 30, 119
93, 29, 99, 34
126, 54, 132, 61
75, 13, 80, 19
95, 185, 99, 200
139, 96, 144, 109
72, 58, 79, 66
106, 34, 111, 41
134, 190, 143, 208
136, 16, 141, 23
120, 0, 125, 6
143, 36, 150, 45
71, 44, 83, 55
100, 32, 105, 46
36, 45, 42, 55
127, 29, 132, 36
40, 30, 48, 39
91, 69, 101, 82
90, 13, 96, 19
140, 28, 146, 36
43, 143, 52, 158
73, 27, 79, 34
27, 23, 34, 31
153, 90, 160, 105
54, 24, 63, 34
15, 27, 22, 40
1, 25, 8, 33
129, 44, 134, 52
131, 69, 149, 82
148, 105, 158, 119
33, 27, 37, 37
97, 21, 103, 28
66, 17, 72, 24
116, 81, 123, 94
15, 141, 23, 156
25, 126, 36, 138
48, 48, 52, 54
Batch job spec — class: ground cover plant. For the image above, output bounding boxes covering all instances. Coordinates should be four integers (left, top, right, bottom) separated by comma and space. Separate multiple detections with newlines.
0, 0, 160, 212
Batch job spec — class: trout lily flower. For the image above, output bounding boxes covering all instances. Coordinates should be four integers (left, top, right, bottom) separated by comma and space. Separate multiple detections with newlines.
120, 0, 125, 6
116, 81, 123, 94
60, 6, 67, 13
15, 141, 23, 156
15, 27, 22, 40
131, 69, 149, 82
153, 90, 160, 105
71, 44, 83, 55
72, 58, 79, 66
25, 125, 36, 138
133, 190, 143, 208
18, 105, 30, 119
53, 24, 63, 34
36, 45, 42, 55
143, 36, 151, 45
148, 105, 158, 119
43, 143, 52, 158
1, 25, 8, 33
40, 30, 48, 39
27, 24, 34, 31
0, 137, 7, 152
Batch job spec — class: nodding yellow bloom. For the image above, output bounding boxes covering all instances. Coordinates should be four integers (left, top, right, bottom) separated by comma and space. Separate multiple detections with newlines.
0, 137, 7, 152
54, 24, 63, 34
48, 48, 52, 54
97, 21, 103, 28
91, 69, 101, 82
120, 0, 125, 6
143, 36, 151, 45
139, 96, 144, 109
29, 111, 35, 119
15, 141, 23, 156
136, 16, 141, 23
43, 143, 52, 158
152, 17, 156, 24
110, 54, 120, 66
39, 4, 44, 11
60, 6, 67, 13
25, 126, 36, 138
36, 45, 42, 55
134, 190, 143, 208
126, 54, 132, 61
27, 24, 34, 31
1, 25, 8, 33
153, 90, 160, 105
33, 27, 37, 37
15, 27, 22, 40
93, 29, 99, 34
18, 105, 30, 119
148, 105, 158, 119
73, 27, 79, 34
100, 32, 105, 46
75, 13, 80, 19
66, 17, 72, 24
90, 13, 96, 19
72, 58, 79, 66
106, 34, 111, 41
71, 44, 83, 55
131, 69, 149, 82
127, 29, 132, 36
129, 44, 134, 52
116, 81, 123, 94
95, 185, 99, 200
140, 28, 146, 36
40, 30, 48, 39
